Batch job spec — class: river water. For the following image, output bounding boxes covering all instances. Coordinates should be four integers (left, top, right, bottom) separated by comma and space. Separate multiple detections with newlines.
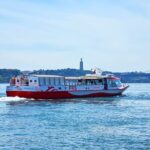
0, 84, 149, 150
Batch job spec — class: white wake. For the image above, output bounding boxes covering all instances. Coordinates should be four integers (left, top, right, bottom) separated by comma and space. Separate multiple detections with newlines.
0, 96, 27, 102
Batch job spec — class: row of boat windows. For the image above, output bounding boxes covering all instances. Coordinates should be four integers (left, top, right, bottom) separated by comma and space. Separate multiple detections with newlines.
16, 79, 37, 84
17, 80, 37, 83
14, 77, 105, 86
19, 78, 106, 86
67, 79, 104, 85
38, 77, 64, 86
14, 78, 121, 87
38, 79, 104, 86
29, 80, 37, 83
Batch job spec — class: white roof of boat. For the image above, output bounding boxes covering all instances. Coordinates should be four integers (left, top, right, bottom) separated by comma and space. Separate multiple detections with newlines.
81, 76, 103, 79
65, 77, 81, 80
31, 75, 64, 78
66, 75, 105, 80
31, 74, 107, 79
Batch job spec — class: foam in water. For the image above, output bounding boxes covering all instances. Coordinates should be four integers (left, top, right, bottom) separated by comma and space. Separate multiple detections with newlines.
0, 96, 27, 102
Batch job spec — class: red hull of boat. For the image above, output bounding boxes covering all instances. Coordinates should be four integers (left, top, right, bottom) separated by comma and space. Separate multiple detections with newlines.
6, 91, 121, 99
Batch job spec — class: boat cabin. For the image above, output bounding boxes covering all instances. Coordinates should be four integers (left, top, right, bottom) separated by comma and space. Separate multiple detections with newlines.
10, 74, 122, 90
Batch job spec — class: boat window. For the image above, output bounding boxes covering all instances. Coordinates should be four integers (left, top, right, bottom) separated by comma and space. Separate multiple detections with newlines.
107, 79, 114, 87
98, 79, 103, 85
86, 80, 91, 85
66, 80, 77, 86
55, 78, 60, 85
77, 79, 82, 85
85, 79, 103, 85
115, 80, 122, 86
17, 79, 19, 82
34, 80, 37, 82
30, 80, 32, 82
107, 79, 122, 87
26, 80, 29, 85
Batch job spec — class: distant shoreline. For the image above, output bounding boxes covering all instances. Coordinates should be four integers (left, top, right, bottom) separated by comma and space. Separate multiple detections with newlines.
0, 69, 150, 83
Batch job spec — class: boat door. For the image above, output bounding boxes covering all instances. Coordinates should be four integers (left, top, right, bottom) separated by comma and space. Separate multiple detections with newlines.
104, 78, 108, 90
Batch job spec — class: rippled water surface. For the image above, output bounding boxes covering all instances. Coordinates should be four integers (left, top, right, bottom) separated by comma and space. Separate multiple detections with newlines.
0, 84, 150, 150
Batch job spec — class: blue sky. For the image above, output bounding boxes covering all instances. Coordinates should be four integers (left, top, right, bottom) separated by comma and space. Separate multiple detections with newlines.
0, 0, 150, 72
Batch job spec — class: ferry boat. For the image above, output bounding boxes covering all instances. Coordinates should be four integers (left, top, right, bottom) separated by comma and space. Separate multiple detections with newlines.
6, 70, 129, 99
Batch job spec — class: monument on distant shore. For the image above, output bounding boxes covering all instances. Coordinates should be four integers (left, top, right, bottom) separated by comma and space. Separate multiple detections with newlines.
79, 58, 84, 71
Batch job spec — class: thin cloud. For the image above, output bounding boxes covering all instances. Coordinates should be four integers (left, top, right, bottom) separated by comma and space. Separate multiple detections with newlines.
0, 0, 150, 71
